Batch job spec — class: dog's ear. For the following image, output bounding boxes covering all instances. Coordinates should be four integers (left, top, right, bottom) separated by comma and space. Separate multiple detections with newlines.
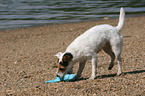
59, 53, 73, 67
62, 53, 73, 63
54, 52, 63, 58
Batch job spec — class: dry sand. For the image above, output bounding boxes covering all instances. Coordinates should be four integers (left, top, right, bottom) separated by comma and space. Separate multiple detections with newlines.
0, 16, 145, 95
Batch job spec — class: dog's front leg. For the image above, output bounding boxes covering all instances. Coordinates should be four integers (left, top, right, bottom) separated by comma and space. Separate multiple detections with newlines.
72, 60, 86, 80
90, 56, 98, 79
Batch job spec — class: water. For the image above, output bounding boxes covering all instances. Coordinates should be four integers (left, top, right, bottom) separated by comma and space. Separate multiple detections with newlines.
0, 0, 145, 31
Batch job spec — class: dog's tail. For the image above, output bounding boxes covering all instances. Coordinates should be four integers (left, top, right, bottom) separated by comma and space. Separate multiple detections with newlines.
116, 7, 125, 31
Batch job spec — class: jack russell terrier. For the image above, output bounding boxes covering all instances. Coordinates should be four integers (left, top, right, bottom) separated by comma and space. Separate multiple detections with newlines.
55, 7, 125, 80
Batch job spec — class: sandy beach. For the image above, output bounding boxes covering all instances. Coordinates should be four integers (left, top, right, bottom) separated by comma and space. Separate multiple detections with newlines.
0, 16, 145, 95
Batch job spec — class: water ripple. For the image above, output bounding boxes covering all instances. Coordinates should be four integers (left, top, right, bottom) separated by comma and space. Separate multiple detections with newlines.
0, 0, 145, 30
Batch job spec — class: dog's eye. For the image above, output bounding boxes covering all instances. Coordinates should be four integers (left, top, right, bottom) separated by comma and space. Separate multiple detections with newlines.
59, 68, 65, 71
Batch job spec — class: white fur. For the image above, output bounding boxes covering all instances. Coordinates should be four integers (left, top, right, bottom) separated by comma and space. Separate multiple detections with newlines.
55, 7, 125, 80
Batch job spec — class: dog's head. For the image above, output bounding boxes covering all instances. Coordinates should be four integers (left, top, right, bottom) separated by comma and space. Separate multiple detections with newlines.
55, 52, 73, 79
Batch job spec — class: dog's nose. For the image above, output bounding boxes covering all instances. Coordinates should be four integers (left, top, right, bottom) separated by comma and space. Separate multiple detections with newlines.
56, 75, 60, 77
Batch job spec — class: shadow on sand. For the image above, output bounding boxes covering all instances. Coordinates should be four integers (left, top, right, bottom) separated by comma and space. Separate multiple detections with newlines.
76, 69, 145, 81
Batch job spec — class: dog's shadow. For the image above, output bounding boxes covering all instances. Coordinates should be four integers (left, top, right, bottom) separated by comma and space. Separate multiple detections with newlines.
76, 69, 145, 82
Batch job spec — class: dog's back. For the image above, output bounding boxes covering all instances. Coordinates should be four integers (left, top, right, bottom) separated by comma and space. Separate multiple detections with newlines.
66, 25, 120, 58
66, 8, 125, 60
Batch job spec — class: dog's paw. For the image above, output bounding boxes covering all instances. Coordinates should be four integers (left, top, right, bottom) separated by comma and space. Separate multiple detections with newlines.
108, 64, 114, 70
117, 72, 122, 76
69, 76, 79, 81
89, 76, 95, 80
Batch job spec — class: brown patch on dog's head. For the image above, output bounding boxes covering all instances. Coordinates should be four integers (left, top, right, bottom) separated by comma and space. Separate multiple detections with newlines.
58, 53, 73, 73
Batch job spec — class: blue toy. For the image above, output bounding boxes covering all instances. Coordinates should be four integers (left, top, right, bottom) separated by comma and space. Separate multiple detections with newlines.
45, 74, 75, 83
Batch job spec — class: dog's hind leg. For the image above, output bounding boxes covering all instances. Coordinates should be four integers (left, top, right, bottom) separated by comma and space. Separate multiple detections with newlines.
111, 42, 123, 75
116, 55, 122, 75
103, 42, 115, 70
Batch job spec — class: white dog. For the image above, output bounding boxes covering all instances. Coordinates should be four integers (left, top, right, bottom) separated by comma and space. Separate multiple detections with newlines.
55, 8, 125, 80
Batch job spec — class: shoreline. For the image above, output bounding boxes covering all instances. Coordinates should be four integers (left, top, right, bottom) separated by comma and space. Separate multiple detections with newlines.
0, 16, 145, 43
0, 16, 145, 95
0, 14, 145, 32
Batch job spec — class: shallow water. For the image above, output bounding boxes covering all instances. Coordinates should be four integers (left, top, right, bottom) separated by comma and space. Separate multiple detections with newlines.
0, 0, 145, 30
